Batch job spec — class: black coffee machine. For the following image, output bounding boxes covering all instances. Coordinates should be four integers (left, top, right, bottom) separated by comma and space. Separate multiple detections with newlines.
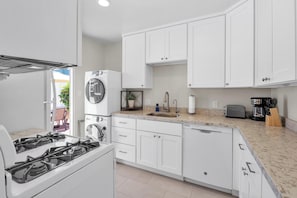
250, 97, 277, 121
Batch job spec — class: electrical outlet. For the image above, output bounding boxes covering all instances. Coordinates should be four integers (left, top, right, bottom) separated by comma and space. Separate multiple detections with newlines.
212, 100, 219, 108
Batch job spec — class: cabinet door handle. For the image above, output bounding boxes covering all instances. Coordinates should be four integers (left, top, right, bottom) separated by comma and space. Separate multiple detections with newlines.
119, 150, 127, 154
188, 84, 191, 87
158, 136, 161, 138
238, 143, 245, 150
119, 122, 127, 124
161, 57, 164, 60
165, 57, 168, 60
191, 128, 222, 134
119, 134, 127, 138
225, 83, 229, 86
246, 162, 256, 173
153, 135, 157, 138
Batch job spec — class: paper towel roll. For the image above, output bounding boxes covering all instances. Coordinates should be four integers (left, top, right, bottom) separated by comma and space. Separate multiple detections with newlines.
188, 95, 196, 114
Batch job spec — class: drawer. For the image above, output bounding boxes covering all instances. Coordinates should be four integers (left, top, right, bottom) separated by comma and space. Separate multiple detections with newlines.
112, 117, 136, 129
137, 119, 182, 136
114, 143, 135, 163
112, 127, 136, 145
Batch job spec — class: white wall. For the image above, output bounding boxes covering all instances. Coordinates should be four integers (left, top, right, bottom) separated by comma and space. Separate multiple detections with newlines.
271, 87, 297, 122
72, 35, 104, 136
144, 65, 271, 111
103, 42, 122, 72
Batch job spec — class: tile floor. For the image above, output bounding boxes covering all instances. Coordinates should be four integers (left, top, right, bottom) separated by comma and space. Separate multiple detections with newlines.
116, 163, 235, 198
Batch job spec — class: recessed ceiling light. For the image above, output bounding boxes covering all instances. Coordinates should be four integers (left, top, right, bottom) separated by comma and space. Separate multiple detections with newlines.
98, 0, 110, 7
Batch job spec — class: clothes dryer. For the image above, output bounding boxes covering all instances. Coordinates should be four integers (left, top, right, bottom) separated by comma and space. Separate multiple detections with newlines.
85, 70, 121, 116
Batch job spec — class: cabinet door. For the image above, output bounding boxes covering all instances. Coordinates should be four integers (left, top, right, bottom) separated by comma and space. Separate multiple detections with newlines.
183, 126, 232, 189
122, 33, 152, 88
166, 24, 187, 62
246, 149, 262, 198
0, 0, 79, 65
226, 0, 254, 87
272, 0, 296, 83
188, 16, 225, 88
136, 131, 157, 168
157, 134, 182, 175
146, 29, 166, 63
262, 175, 277, 198
255, 0, 273, 86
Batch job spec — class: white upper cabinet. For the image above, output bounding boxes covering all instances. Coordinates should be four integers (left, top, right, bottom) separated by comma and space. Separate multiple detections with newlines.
146, 24, 187, 64
122, 33, 152, 89
0, 0, 81, 65
187, 16, 225, 88
226, 0, 254, 87
255, 0, 296, 86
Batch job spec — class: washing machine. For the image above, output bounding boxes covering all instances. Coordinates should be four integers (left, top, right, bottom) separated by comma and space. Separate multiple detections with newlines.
85, 70, 121, 116
85, 114, 111, 143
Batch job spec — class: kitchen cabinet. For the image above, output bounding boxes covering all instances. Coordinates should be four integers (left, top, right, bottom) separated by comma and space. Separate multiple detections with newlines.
255, 0, 296, 86
112, 117, 136, 163
183, 124, 232, 190
262, 174, 277, 198
187, 16, 225, 88
225, 0, 254, 87
146, 24, 187, 64
122, 33, 153, 88
233, 129, 241, 194
238, 134, 262, 198
0, 0, 81, 65
136, 119, 182, 175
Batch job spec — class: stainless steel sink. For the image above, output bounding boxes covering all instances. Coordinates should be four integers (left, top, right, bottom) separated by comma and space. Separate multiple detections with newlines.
146, 112, 178, 118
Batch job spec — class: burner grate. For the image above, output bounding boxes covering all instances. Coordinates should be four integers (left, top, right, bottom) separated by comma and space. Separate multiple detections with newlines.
14, 132, 66, 153
7, 139, 100, 183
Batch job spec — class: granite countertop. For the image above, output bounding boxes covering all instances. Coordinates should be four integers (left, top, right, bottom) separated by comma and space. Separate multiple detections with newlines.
113, 110, 297, 198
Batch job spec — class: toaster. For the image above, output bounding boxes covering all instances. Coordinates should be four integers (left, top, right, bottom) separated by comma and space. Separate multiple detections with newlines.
224, 105, 246, 119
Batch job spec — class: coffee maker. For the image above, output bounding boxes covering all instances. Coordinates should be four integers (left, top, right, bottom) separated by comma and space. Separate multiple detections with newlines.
250, 97, 273, 121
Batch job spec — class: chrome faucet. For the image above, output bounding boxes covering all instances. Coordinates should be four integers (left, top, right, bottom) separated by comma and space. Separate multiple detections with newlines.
173, 99, 178, 113
163, 91, 170, 112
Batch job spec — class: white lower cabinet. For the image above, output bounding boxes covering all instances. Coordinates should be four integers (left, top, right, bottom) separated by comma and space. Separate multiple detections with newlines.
238, 134, 262, 198
262, 175, 277, 198
136, 120, 182, 175
183, 124, 233, 190
112, 117, 136, 163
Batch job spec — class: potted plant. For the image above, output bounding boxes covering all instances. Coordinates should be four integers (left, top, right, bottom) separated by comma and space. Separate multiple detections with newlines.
126, 92, 136, 109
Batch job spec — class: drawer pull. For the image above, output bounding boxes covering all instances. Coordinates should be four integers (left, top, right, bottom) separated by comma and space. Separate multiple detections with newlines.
119, 135, 128, 138
119, 122, 127, 124
119, 150, 127, 154
246, 162, 256, 174
238, 144, 245, 150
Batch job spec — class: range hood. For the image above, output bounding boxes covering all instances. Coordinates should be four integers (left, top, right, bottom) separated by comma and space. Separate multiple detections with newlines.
0, 55, 77, 80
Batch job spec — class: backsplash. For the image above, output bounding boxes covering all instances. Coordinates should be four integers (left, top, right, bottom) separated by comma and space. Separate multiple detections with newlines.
143, 65, 271, 111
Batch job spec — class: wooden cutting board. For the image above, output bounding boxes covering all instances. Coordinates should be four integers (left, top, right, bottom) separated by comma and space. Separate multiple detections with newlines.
265, 108, 282, 127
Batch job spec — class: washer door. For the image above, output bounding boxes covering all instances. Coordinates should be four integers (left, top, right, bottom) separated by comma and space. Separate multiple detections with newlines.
85, 78, 105, 104
86, 124, 105, 142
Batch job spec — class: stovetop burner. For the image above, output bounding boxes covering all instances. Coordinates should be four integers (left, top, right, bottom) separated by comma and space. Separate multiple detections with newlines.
14, 133, 66, 153
7, 139, 100, 183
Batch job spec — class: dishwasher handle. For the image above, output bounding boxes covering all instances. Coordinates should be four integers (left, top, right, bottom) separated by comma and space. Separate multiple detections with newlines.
190, 128, 222, 134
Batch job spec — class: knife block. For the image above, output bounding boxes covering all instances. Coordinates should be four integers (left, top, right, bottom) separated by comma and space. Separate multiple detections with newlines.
265, 108, 282, 127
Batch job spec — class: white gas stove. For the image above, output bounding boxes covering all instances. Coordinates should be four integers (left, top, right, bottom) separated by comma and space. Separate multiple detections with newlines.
0, 125, 115, 198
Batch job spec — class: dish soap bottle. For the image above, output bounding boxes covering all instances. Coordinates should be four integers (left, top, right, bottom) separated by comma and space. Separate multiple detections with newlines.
155, 103, 160, 112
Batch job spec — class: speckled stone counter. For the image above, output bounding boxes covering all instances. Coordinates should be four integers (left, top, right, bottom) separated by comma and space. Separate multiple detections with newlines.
113, 110, 297, 198
9, 128, 46, 140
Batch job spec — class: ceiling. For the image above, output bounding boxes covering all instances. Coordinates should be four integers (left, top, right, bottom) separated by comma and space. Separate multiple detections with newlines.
81, 0, 239, 43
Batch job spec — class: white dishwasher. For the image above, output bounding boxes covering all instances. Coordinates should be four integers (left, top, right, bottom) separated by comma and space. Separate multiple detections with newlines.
183, 124, 233, 191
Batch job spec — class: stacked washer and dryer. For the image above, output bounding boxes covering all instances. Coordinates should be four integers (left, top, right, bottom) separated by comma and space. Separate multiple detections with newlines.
84, 70, 121, 143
